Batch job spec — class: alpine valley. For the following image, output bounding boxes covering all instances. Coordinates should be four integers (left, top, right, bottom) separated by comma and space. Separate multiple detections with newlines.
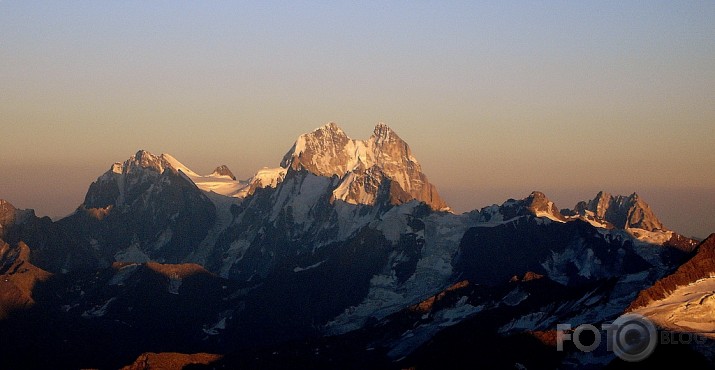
0, 123, 712, 369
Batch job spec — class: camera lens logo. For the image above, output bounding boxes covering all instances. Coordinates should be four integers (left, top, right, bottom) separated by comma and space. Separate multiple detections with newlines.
607, 313, 658, 362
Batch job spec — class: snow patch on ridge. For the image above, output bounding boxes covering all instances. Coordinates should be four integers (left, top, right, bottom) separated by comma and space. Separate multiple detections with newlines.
534, 201, 566, 223
294, 260, 326, 272
627, 228, 674, 245
633, 275, 715, 338
160, 153, 201, 177
114, 244, 150, 263
82, 297, 117, 318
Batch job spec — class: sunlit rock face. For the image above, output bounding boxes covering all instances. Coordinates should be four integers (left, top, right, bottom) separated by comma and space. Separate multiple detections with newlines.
281, 122, 449, 211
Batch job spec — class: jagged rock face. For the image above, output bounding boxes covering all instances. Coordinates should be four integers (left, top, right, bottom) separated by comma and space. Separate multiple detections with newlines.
330, 165, 412, 207
570, 191, 665, 231
280, 122, 449, 211
525, 191, 565, 221
0, 200, 16, 242
281, 122, 355, 177
210, 165, 236, 180
369, 123, 446, 209
0, 199, 17, 228
330, 165, 385, 206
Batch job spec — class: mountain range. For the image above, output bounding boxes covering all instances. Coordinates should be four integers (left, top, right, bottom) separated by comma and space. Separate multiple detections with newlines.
0, 122, 711, 369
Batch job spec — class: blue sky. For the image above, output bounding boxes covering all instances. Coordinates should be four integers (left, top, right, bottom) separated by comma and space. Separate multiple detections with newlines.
1, 1, 713, 237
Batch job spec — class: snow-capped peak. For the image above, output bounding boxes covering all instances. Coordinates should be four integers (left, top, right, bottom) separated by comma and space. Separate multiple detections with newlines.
108, 150, 200, 178
280, 122, 449, 211
280, 122, 353, 177
524, 191, 566, 222
128, 150, 167, 173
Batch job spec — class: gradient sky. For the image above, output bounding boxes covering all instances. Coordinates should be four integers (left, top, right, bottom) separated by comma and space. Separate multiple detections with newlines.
1, 1, 713, 238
